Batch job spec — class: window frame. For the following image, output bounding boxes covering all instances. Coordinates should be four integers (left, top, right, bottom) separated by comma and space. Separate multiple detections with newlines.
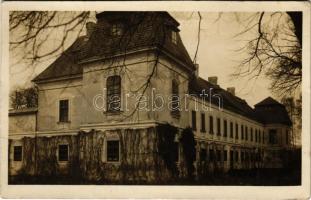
209, 116, 214, 134
191, 110, 197, 131
223, 120, 228, 137
106, 140, 120, 163
217, 118, 221, 136
13, 145, 22, 162
106, 75, 122, 112
58, 99, 70, 123
200, 113, 206, 133
111, 23, 123, 36
58, 144, 69, 162
171, 30, 178, 44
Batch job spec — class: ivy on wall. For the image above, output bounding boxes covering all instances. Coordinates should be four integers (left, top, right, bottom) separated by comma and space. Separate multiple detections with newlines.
180, 127, 196, 179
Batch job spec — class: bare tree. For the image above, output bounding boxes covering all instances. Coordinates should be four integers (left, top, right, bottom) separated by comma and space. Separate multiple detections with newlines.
232, 12, 302, 96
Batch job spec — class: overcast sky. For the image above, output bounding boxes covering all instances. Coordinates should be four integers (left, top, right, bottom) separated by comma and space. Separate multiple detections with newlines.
10, 12, 279, 107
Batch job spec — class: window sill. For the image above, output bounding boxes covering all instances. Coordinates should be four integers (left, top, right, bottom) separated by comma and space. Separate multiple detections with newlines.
104, 110, 123, 116
171, 111, 181, 119
57, 121, 71, 124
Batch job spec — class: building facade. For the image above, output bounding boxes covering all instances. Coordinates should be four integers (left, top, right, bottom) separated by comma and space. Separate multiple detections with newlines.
9, 12, 292, 183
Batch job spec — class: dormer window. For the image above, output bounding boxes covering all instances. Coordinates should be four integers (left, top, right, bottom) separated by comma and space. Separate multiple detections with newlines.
171, 31, 177, 44
111, 23, 123, 36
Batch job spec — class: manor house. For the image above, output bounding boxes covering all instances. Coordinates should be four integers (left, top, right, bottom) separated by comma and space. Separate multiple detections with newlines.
9, 12, 292, 182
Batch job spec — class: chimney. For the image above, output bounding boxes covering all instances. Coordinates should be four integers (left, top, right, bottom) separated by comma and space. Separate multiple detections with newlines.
208, 76, 218, 85
194, 64, 199, 77
86, 22, 96, 37
227, 87, 235, 96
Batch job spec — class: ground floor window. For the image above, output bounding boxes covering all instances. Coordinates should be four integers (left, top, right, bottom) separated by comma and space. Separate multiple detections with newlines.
58, 144, 69, 161
173, 142, 179, 162
223, 150, 227, 161
13, 146, 22, 161
200, 149, 207, 162
107, 140, 120, 162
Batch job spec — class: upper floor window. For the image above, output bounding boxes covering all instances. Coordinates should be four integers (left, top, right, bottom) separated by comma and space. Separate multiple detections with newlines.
209, 116, 214, 134
235, 123, 239, 139
223, 120, 227, 137
107, 75, 121, 112
255, 129, 258, 142
13, 146, 22, 161
230, 122, 233, 138
258, 130, 261, 143
241, 125, 244, 140
107, 140, 120, 162
250, 128, 253, 141
269, 129, 277, 144
171, 80, 180, 116
245, 126, 248, 140
171, 31, 177, 44
111, 23, 123, 36
201, 113, 206, 133
191, 111, 197, 131
59, 99, 69, 122
217, 118, 221, 136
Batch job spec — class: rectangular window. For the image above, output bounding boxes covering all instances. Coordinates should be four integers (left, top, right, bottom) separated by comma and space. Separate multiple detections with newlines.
173, 142, 179, 162
245, 126, 248, 140
224, 150, 228, 161
251, 128, 253, 141
269, 129, 277, 144
107, 76, 121, 112
200, 149, 207, 162
263, 131, 265, 144
13, 146, 22, 161
241, 125, 244, 140
224, 120, 227, 137
255, 129, 258, 142
209, 116, 214, 134
191, 111, 197, 131
107, 140, 120, 162
235, 123, 239, 139
235, 151, 239, 162
171, 80, 180, 116
58, 144, 69, 161
217, 118, 221, 136
230, 122, 233, 138
259, 131, 261, 143
111, 23, 123, 36
217, 150, 221, 161
209, 149, 214, 161
59, 99, 69, 122
171, 31, 178, 44
201, 113, 206, 133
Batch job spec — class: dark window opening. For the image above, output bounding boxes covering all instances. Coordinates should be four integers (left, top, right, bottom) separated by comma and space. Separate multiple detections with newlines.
58, 144, 69, 161
224, 150, 227, 161
201, 113, 206, 132
251, 128, 253, 141
107, 140, 120, 162
171, 80, 180, 116
269, 129, 278, 144
200, 149, 207, 162
224, 120, 227, 137
235, 123, 239, 139
209, 116, 214, 134
13, 146, 22, 161
59, 99, 69, 122
173, 142, 179, 162
217, 118, 221, 136
191, 111, 197, 131
230, 122, 233, 138
241, 125, 244, 140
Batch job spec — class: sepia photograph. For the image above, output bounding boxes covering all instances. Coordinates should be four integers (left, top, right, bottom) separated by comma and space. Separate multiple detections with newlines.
1, 1, 310, 199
